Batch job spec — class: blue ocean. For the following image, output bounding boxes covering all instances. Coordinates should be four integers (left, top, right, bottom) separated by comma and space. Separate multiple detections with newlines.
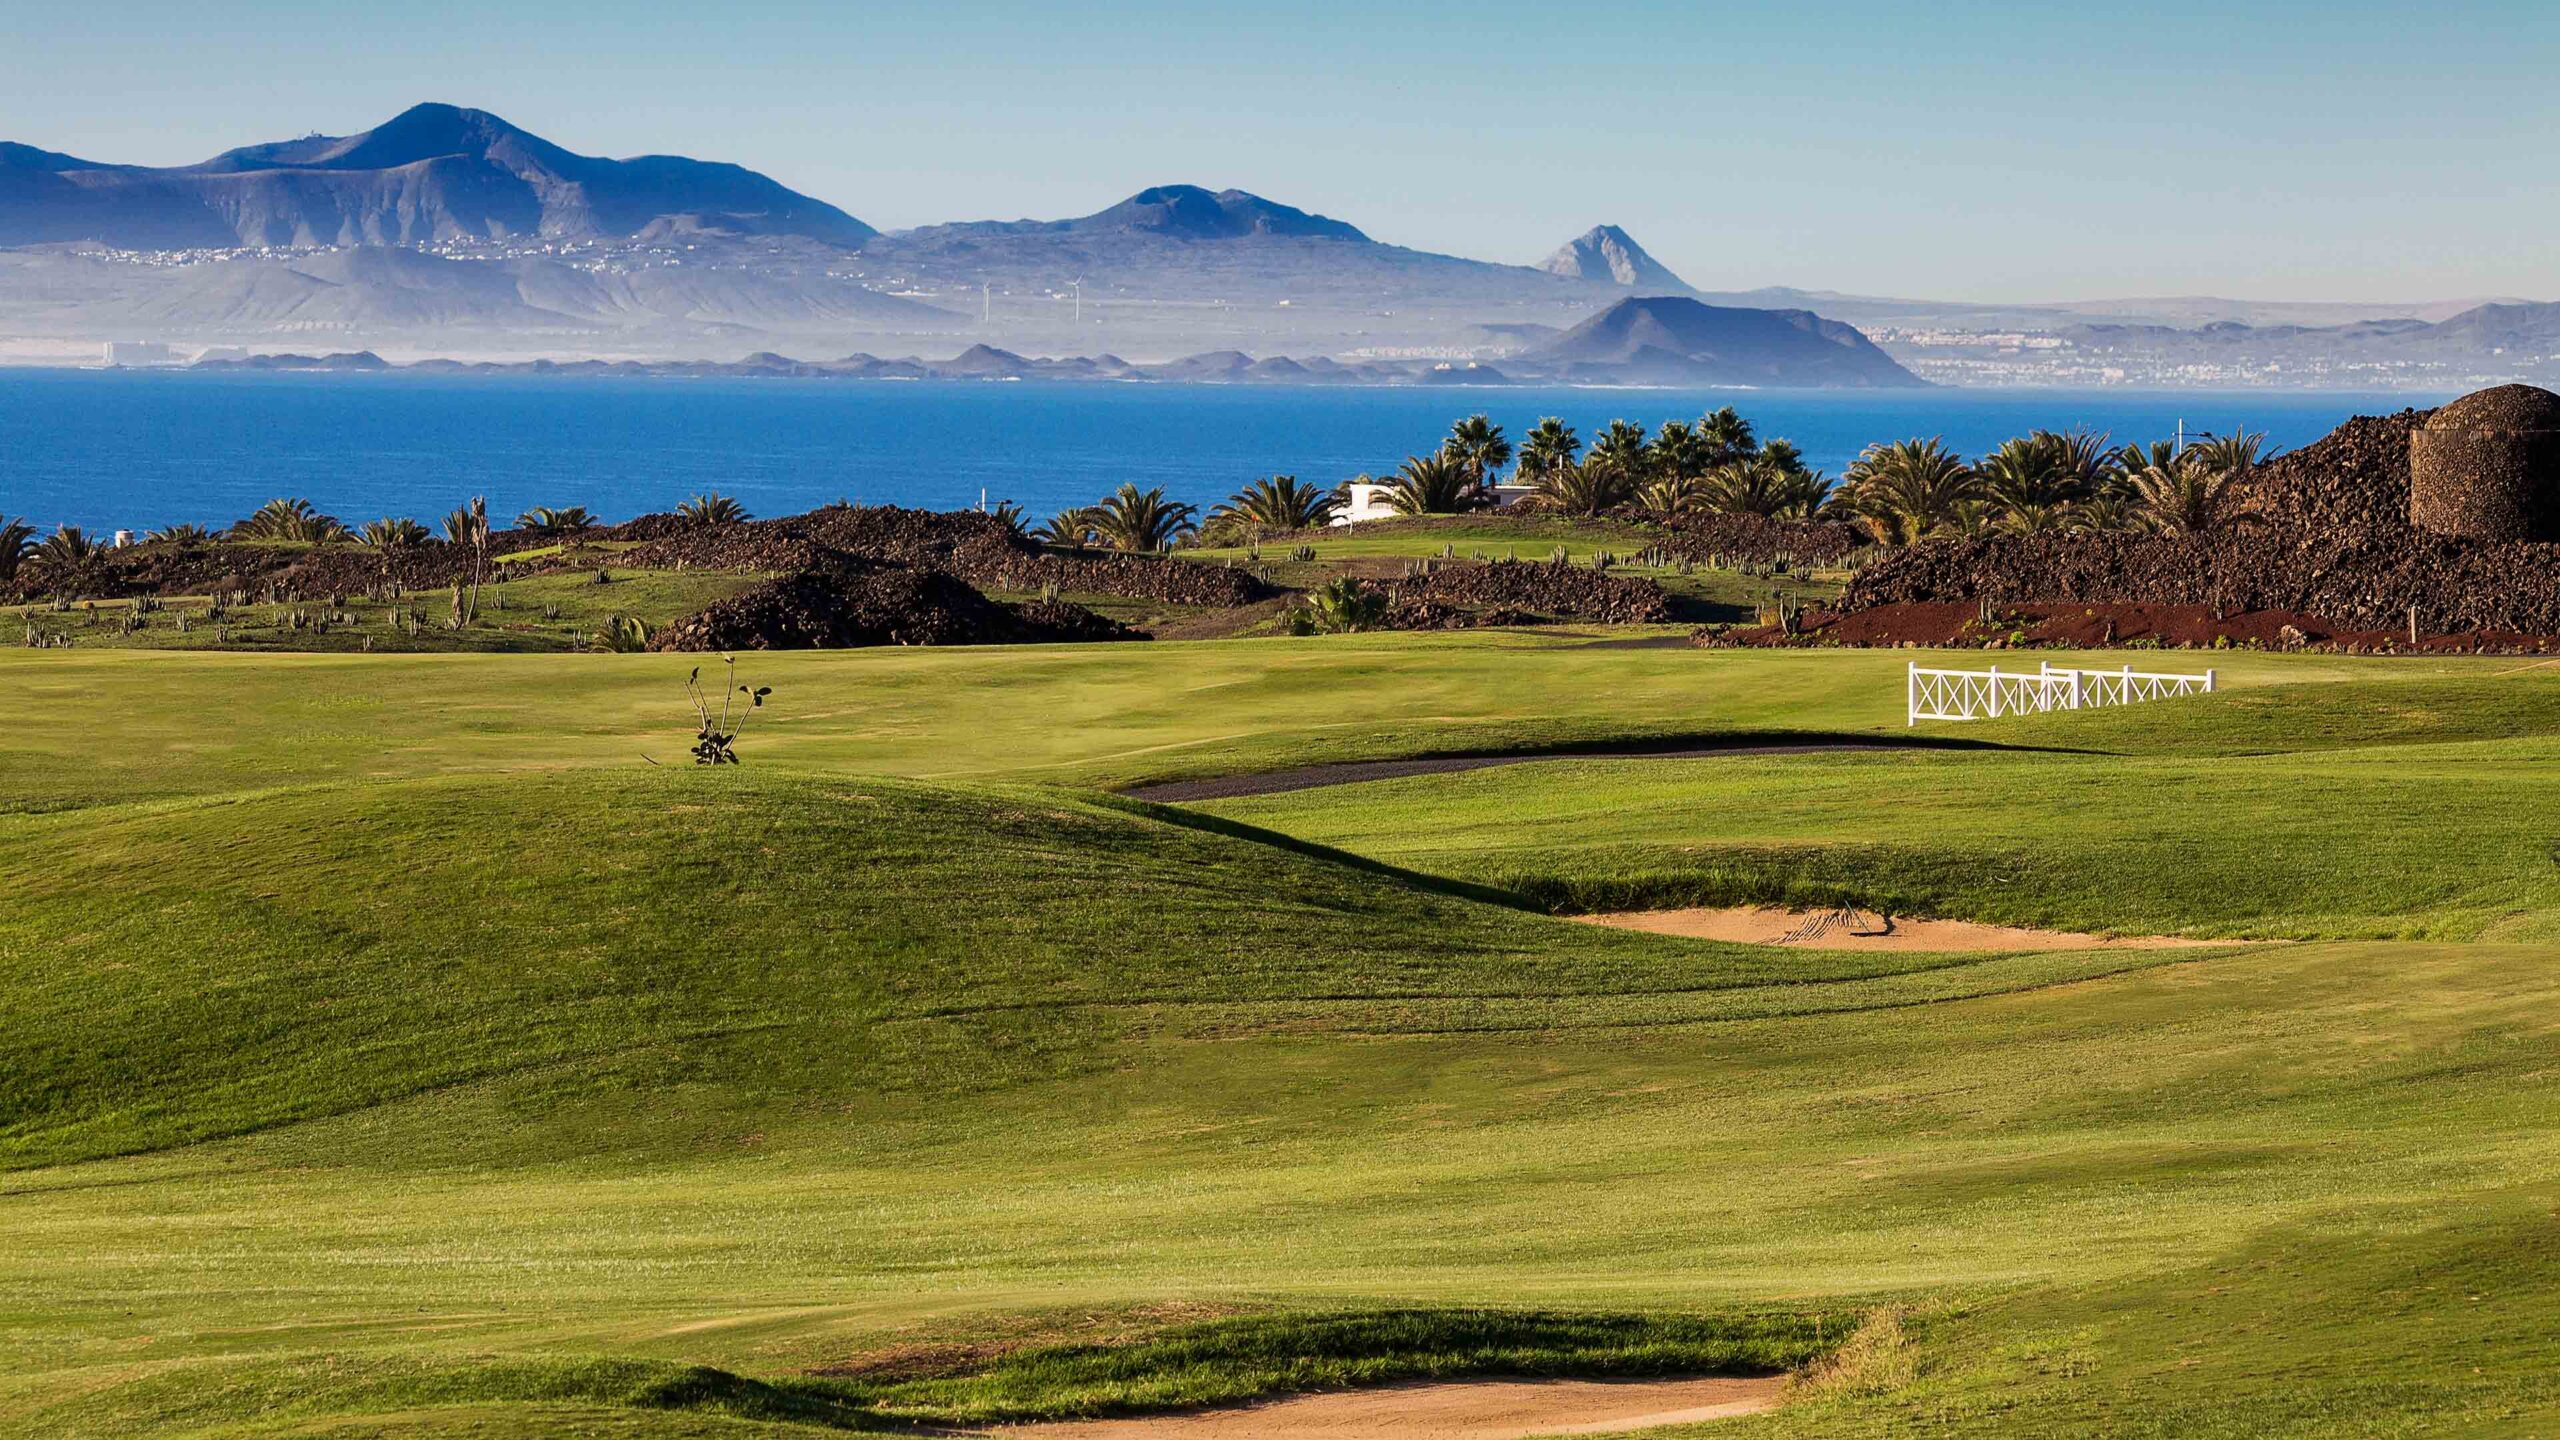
0, 369, 2450, 533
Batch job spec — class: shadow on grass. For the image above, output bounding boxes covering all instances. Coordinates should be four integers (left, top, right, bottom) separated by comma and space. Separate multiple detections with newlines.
1116, 729, 2077, 804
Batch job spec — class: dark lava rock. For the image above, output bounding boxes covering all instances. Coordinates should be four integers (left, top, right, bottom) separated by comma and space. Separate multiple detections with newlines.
1386, 558, 1672, 625
648, 557, 1138, 652
610, 504, 1273, 608
1845, 393, 2560, 638
1640, 511, 1869, 566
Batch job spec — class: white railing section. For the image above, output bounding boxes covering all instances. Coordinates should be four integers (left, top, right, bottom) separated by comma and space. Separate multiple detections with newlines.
1907, 661, 2215, 725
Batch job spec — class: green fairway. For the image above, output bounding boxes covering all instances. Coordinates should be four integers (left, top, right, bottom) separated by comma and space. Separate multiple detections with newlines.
0, 635, 2496, 814
4, 638, 2557, 1437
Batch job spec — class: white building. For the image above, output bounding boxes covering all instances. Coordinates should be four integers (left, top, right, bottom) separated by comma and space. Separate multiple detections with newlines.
1332, 480, 1536, 526
102, 341, 182, 368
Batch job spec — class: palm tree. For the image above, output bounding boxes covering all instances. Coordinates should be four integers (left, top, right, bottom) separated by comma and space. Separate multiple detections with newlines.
234, 497, 347, 544
515, 505, 597, 534
0, 517, 33, 581
358, 517, 432, 548
987, 500, 1029, 538
1209, 475, 1339, 537
1034, 507, 1098, 548
1384, 453, 1487, 516
1976, 432, 2096, 529
2111, 440, 2182, 497
1587, 420, 1652, 484
1089, 484, 1198, 551
1516, 419, 1581, 489
1705, 455, 1807, 517
1769, 470, 1839, 523
1650, 420, 1710, 486
1699, 406, 1758, 467
1843, 438, 1980, 544
1758, 438, 1811, 477
2074, 493, 2145, 533
1636, 473, 1714, 514
676, 493, 750, 526
2002, 500, 2079, 535
2128, 431, 2266, 534
443, 502, 489, 548
1940, 499, 2001, 539
1441, 414, 1513, 487
31, 526, 102, 588
144, 523, 210, 545
1539, 461, 1637, 516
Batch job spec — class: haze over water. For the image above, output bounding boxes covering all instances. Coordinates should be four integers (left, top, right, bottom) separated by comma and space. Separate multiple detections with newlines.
0, 370, 2451, 533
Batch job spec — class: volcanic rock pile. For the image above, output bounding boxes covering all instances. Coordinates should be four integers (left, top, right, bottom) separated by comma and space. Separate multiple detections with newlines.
1641, 511, 1870, 566
613, 505, 1273, 608
1383, 558, 1672, 628
646, 556, 1134, 652
1842, 390, 2560, 638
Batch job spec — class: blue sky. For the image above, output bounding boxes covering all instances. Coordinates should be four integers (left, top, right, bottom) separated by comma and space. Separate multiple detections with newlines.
6, 0, 2555, 303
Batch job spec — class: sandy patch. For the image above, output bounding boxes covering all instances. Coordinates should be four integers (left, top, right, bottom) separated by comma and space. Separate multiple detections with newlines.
1577, 905, 2231, 952
989, 1375, 1783, 1439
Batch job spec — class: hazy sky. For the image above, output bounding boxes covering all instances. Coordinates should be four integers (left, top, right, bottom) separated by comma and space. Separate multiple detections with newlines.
6, 0, 2555, 303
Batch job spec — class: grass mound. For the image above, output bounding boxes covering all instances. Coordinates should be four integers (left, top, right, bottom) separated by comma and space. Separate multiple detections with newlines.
0, 768, 1601, 1168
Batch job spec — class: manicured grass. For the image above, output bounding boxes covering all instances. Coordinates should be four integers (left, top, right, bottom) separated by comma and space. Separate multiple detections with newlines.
1194, 732, 2560, 940
4, 639, 2558, 1436
0, 636, 2498, 815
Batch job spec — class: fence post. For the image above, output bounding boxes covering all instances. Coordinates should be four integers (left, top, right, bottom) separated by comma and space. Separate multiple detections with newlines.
1987, 665, 2001, 718
2070, 667, 2084, 710
1906, 661, 1917, 727
2205, 668, 2217, 694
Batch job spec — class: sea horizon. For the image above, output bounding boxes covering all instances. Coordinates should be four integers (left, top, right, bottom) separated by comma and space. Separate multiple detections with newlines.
0, 367, 2454, 534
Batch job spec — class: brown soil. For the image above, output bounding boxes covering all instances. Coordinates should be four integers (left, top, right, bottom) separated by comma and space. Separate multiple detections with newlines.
1714, 600, 2560, 654
985, 1375, 1784, 1440
1577, 905, 2234, 953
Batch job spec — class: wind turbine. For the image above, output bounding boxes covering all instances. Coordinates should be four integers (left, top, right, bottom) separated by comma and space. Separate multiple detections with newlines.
1070, 277, 1084, 324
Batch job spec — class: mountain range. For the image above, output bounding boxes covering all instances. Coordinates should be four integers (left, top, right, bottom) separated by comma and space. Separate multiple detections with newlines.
1, 103, 2553, 388
0, 104, 875, 249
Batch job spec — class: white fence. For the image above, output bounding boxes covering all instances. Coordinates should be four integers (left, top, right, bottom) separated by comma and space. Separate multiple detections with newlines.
1907, 661, 2216, 725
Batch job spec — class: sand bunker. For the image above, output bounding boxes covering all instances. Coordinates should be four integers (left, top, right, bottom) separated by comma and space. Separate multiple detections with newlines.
991, 1375, 1783, 1439
1577, 905, 2229, 953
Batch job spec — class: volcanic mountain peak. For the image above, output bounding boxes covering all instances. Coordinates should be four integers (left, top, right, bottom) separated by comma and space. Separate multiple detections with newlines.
188, 103, 571, 175
1533, 295, 1925, 388
1067, 185, 1369, 241
1537, 224, 1690, 293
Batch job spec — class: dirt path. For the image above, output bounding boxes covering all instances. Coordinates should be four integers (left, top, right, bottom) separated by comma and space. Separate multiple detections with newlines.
1125, 743, 1905, 803
1579, 905, 2234, 952
987, 1375, 1785, 1439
